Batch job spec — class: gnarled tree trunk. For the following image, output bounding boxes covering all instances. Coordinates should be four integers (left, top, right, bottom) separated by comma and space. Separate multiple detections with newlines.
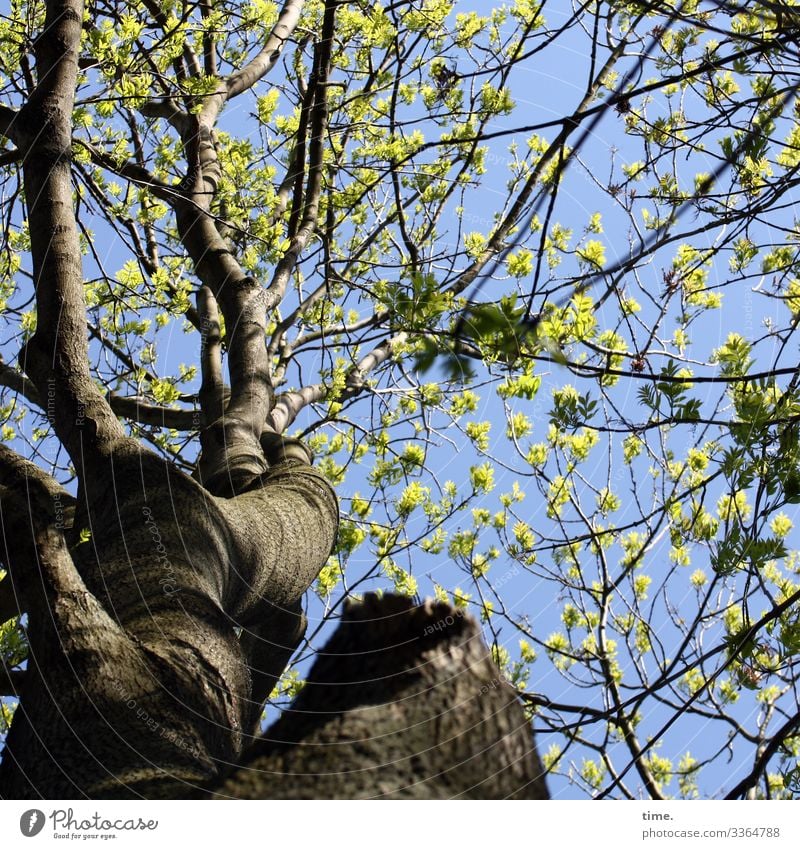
0, 441, 339, 798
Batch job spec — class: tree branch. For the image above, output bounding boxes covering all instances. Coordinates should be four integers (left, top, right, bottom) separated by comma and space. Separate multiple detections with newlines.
78, 140, 178, 205
239, 598, 306, 734
177, 209, 272, 490
0, 357, 43, 410
105, 393, 198, 430
139, 96, 190, 134
199, 0, 218, 77
227, 0, 306, 99
17, 0, 126, 467
0, 148, 20, 167
0, 104, 19, 141
597, 584, 800, 798
130, 4, 330, 493
263, 0, 336, 312
0, 448, 82, 623
0, 666, 25, 697
197, 285, 227, 425
266, 385, 326, 433
725, 711, 800, 799
0, 444, 75, 515
446, 5, 658, 299
345, 333, 406, 390
0, 574, 20, 623
267, 332, 406, 432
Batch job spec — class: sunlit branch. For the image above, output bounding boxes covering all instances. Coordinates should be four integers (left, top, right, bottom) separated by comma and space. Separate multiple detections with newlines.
16, 0, 126, 463
268, 333, 407, 432
267, 384, 326, 434
197, 286, 226, 424
346, 334, 407, 390
227, 0, 306, 100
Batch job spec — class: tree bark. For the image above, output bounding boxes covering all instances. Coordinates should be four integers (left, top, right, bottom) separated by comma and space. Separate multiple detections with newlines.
0, 445, 339, 799
212, 594, 549, 799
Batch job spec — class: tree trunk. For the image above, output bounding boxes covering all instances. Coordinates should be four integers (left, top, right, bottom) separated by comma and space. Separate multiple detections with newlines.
1, 457, 548, 799
214, 594, 549, 800
0, 443, 339, 798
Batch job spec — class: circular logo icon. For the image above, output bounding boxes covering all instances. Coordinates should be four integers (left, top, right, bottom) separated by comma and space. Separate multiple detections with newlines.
19, 810, 46, 837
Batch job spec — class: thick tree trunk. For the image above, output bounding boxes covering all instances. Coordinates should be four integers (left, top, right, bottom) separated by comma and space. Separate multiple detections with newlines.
213, 594, 549, 799
0, 445, 338, 798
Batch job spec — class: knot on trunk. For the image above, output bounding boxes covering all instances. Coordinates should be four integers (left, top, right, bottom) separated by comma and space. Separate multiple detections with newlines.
259, 431, 313, 465
197, 416, 269, 496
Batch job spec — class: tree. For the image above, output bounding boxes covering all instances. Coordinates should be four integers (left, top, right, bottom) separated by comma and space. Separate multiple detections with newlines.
0, 0, 799, 800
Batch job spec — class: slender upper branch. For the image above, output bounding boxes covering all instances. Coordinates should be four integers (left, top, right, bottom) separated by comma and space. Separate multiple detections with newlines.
199, 0, 218, 77
446, 8, 650, 297
264, 0, 336, 312
227, 0, 306, 99
267, 332, 406, 432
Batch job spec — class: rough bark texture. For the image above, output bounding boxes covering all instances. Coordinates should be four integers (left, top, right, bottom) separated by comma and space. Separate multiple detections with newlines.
214, 594, 549, 799
0, 444, 339, 798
